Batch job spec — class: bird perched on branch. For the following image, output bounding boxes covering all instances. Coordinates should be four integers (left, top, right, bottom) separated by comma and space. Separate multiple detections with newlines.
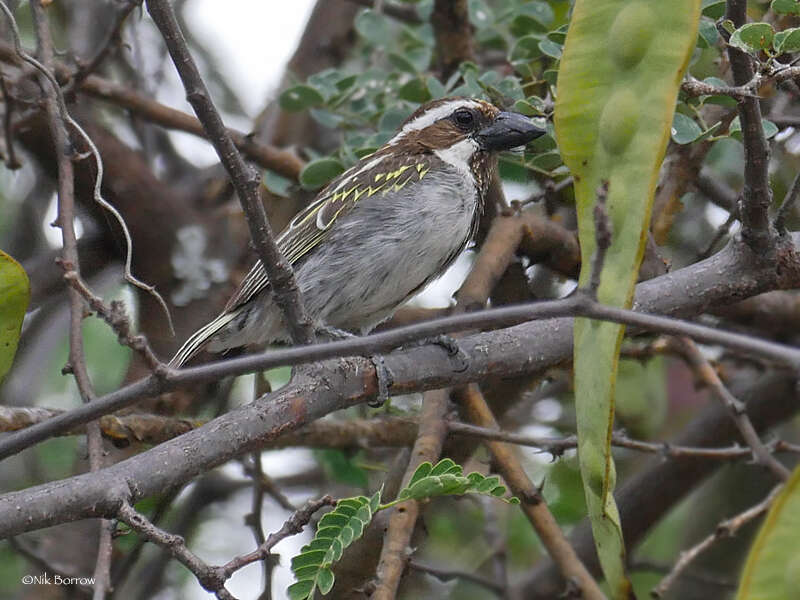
170, 97, 545, 368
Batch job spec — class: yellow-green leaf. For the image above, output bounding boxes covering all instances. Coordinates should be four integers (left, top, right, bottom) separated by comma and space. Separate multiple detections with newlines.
736, 467, 800, 600
0, 250, 30, 382
554, 1, 700, 598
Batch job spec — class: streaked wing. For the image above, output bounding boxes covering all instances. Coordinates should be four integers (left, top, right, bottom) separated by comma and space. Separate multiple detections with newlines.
224, 153, 432, 313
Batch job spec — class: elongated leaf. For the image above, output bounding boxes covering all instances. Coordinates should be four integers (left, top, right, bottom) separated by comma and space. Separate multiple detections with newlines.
736, 468, 800, 600
0, 250, 30, 382
554, 1, 700, 597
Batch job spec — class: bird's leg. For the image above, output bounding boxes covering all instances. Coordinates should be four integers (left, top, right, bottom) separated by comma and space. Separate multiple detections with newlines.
316, 325, 393, 407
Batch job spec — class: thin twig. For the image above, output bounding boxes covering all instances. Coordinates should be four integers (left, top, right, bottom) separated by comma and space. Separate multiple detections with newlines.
71, 0, 142, 86
28, 1, 112, 597
245, 449, 271, 599
681, 75, 759, 101
117, 502, 236, 600
677, 337, 790, 480
145, 0, 314, 345
0, 75, 20, 168
408, 559, 504, 594
652, 484, 783, 598
697, 211, 738, 261
62, 270, 165, 372
217, 496, 335, 580
723, 0, 774, 251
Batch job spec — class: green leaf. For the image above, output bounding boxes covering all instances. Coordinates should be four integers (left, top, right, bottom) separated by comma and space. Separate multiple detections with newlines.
398, 77, 432, 103
548, 24, 569, 45
728, 116, 779, 142
538, 39, 563, 59
697, 17, 719, 48
263, 170, 293, 198
671, 112, 704, 144
0, 250, 29, 382
510, 34, 544, 61
317, 568, 334, 594
774, 27, 800, 54
309, 109, 345, 130
355, 9, 393, 45
514, 98, 546, 116
426, 76, 447, 99
510, 14, 548, 37
528, 150, 563, 171
307, 69, 344, 100
736, 468, 800, 600
701, 0, 726, 18
517, 0, 555, 27
729, 22, 774, 54
771, 0, 800, 15
279, 85, 325, 112
288, 581, 313, 600
407, 461, 434, 487
429, 458, 458, 476
468, 0, 494, 29
388, 52, 418, 74
299, 158, 345, 190
378, 105, 413, 133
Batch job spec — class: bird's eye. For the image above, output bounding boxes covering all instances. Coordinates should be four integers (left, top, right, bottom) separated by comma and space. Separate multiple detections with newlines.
453, 109, 475, 128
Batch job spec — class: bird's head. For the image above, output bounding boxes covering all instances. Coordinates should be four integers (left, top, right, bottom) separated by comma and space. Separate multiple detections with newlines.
391, 97, 544, 151
385, 97, 546, 191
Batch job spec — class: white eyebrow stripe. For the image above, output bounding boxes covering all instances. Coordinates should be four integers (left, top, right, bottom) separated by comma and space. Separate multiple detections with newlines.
388, 99, 484, 145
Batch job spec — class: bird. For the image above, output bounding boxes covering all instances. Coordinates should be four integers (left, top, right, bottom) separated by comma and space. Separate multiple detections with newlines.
169, 97, 545, 368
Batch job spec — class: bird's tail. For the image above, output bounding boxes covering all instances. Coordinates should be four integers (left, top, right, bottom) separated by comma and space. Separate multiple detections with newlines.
169, 311, 238, 368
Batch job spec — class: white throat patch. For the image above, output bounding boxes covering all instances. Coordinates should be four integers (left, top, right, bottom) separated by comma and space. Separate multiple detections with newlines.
434, 137, 479, 182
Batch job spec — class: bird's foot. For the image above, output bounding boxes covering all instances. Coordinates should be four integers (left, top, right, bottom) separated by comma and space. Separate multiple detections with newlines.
316, 325, 355, 341
407, 334, 469, 373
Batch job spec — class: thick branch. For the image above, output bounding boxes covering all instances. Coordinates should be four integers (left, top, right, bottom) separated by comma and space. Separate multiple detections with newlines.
0, 236, 798, 537
0, 235, 798, 461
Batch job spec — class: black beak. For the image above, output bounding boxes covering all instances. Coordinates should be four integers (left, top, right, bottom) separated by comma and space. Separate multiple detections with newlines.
476, 111, 546, 151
